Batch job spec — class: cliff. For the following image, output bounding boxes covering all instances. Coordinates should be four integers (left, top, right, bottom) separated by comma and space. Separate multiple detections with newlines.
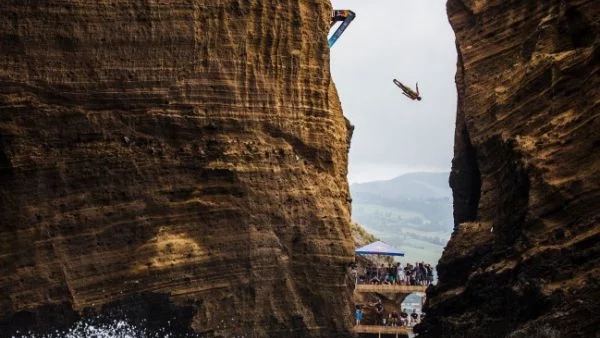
0, 1, 355, 337
419, 0, 599, 337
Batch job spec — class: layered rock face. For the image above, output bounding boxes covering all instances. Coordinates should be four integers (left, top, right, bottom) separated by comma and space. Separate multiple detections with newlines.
419, 1, 599, 337
0, 1, 355, 337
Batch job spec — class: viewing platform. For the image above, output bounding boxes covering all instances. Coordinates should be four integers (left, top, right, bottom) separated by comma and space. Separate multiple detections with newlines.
355, 284, 427, 294
353, 325, 413, 337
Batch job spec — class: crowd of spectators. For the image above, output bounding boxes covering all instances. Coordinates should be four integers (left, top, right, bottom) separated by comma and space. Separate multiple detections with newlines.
349, 260, 432, 328
355, 300, 424, 327
352, 262, 434, 286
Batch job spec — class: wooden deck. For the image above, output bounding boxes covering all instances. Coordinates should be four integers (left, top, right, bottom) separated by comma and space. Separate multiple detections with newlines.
355, 284, 427, 293
353, 325, 413, 337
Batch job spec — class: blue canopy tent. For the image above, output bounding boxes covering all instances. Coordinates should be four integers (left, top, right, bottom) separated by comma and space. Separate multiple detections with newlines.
355, 241, 404, 257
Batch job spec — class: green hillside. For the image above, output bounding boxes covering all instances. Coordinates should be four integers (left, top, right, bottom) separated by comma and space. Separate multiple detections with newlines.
350, 172, 453, 264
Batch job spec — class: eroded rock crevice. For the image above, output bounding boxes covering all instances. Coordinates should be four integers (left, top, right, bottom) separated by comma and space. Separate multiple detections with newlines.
449, 50, 482, 229
0, 134, 13, 180
449, 120, 481, 228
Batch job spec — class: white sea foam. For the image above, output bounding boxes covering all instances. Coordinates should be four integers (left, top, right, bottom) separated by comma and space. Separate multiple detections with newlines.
10, 318, 259, 338
10, 319, 187, 338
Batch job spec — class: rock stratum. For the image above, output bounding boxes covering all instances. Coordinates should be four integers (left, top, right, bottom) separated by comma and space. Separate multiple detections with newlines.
0, 1, 355, 337
419, 1, 599, 337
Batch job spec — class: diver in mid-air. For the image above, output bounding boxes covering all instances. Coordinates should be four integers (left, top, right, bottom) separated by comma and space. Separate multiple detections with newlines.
393, 79, 422, 101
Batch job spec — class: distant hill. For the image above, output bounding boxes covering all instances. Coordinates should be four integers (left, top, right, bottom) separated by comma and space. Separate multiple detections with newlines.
352, 172, 451, 200
350, 172, 453, 264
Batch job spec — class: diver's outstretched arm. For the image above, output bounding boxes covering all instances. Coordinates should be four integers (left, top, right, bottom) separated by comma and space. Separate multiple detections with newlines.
416, 82, 419, 96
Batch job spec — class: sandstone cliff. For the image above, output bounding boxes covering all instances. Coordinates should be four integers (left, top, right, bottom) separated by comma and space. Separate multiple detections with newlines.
419, 1, 599, 337
0, 1, 355, 337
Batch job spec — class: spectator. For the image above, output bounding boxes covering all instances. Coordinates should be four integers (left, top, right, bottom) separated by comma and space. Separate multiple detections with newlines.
391, 311, 399, 327
426, 264, 434, 285
378, 264, 386, 281
388, 313, 394, 326
351, 264, 358, 284
400, 308, 409, 326
355, 306, 363, 326
396, 263, 406, 285
416, 263, 424, 285
387, 264, 396, 284
360, 265, 368, 284
375, 299, 384, 325
409, 265, 417, 285
410, 309, 419, 326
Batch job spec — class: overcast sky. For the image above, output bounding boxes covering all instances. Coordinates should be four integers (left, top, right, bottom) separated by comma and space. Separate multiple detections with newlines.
330, 0, 457, 183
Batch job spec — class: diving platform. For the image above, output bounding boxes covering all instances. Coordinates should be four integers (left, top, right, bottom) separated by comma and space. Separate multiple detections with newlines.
355, 284, 427, 294
353, 325, 413, 337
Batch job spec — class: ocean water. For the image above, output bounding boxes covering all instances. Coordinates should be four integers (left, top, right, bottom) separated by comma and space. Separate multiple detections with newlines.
9, 319, 204, 338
